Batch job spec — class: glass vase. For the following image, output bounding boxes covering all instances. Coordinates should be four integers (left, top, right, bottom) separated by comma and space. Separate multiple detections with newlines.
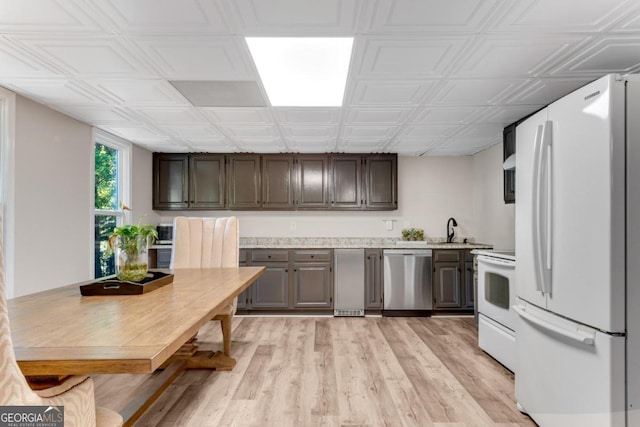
114, 235, 150, 282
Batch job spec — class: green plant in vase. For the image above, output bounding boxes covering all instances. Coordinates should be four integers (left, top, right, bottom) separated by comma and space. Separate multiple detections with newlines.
108, 222, 158, 282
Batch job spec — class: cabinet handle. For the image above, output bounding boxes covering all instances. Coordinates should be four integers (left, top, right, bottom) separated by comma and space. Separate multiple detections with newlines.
310, 255, 314, 258
285, 269, 288, 272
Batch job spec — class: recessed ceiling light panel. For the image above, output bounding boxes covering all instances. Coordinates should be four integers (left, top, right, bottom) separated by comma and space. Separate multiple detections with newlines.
246, 37, 354, 107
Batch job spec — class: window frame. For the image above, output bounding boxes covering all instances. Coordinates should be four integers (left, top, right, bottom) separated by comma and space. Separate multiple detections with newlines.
91, 129, 132, 278
0, 87, 16, 298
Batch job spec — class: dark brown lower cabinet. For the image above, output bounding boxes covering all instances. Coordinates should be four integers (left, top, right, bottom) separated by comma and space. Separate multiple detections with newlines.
237, 250, 249, 309
241, 249, 333, 311
364, 249, 383, 309
433, 250, 474, 311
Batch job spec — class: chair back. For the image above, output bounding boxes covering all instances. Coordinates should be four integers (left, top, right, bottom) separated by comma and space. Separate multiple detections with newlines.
0, 210, 43, 406
170, 217, 239, 269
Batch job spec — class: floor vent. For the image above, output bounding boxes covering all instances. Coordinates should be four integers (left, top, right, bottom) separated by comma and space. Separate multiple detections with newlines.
334, 309, 365, 317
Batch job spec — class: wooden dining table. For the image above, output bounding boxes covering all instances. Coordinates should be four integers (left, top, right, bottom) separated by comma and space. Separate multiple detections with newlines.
8, 266, 265, 425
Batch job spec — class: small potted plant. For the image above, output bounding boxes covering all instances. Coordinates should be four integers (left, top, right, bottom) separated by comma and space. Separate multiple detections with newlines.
108, 222, 158, 282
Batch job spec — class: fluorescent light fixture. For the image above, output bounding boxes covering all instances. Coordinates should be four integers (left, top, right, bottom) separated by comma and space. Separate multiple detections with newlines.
246, 37, 354, 107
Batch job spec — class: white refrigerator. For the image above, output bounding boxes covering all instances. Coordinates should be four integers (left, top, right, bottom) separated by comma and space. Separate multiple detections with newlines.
515, 74, 640, 426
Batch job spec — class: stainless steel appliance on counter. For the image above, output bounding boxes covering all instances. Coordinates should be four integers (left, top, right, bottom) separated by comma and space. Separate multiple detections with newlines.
383, 249, 432, 312
334, 249, 365, 316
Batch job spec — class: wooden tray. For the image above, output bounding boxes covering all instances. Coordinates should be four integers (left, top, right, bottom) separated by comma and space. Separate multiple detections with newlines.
80, 271, 174, 296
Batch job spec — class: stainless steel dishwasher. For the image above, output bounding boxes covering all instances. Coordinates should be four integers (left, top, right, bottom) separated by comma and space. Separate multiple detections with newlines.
383, 249, 433, 311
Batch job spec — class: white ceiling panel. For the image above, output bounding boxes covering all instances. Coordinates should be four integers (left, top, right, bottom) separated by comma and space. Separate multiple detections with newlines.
369, 0, 500, 32
136, 107, 208, 124
343, 108, 411, 125
494, 0, 636, 32
229, 0, 360, 34
202, 108, 274, 125
552, 37, 640, 75
90, 79, 189, 106
431, 78, 526, 105
455, 36, 586, 77
274, 108, 340, 125
2, 0, 640, 156
348, 80, 435, 106
92, 0, 233, 34
354, 37, 467, 79
132, 36, 254, 80
507, 78, 595, 106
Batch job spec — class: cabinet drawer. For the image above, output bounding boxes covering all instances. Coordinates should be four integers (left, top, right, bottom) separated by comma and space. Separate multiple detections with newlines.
293, 250, 332, 262
239, 249, 249, 265
434, 250, 461, 263
251, 250, 289, 263
464, 250, 474, 261
157, 248, 172, 268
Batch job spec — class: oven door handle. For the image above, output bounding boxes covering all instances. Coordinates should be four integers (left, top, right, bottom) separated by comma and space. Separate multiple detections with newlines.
477, 256, 513, 268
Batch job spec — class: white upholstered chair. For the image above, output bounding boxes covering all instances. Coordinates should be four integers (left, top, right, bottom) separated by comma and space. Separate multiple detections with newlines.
170, 216, 239, 356
0, 212, 123, 427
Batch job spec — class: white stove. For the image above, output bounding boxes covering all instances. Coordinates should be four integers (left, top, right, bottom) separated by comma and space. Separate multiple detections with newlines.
475, 250, 516, 372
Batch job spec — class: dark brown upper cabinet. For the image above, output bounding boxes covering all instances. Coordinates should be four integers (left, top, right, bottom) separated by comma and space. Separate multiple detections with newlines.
227, 154, 261, 209
153, 153, 225, 210
262, 155, 295, 210
153, 154, 189, 210
295, 155, 330, 209
189, 154, 225, 209
364, 154, 397, 210
330, 155, 362, 209
503, 123, 516, 204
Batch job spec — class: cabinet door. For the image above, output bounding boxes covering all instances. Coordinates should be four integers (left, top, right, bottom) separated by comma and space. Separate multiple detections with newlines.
364, 249, 383, 309
364, 155, 397, 210
330, 155, 362, 209
503, 123, 516, 204
250, 263, 289, 308
153, 154, 188, 209
292, 263, 332, 308
189, 154, 225, 209
296, 155, 329, 208
464, 260, 474, 309
262, 155, 294, 209
227, 154, 261, 209
237, 250, 249, 309
434, 262, 462, 309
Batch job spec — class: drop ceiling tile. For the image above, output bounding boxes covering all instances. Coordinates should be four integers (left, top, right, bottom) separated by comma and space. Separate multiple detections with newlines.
55, 105, 134, 124
201, 108, 274, 125
353, 36, 467, 79
552, 36, 640, 75
288, 137, 336, 152
92, 0, 234, 33
100, 125, 170, 143
135, 107, 208, 124
229, 0, 360, 34
348, 80, 435, 106
221, 126, 281, 139
90, 79, 190, 106
400, 125, 460, 138
453, 35, 587, 77
341, 126, 398, 138
456, 124, 502, 139
431, 79, 526, 105
161, 125, 223, 138
0, 41, 62, 78
611, 8, 640, 32
411, 107, 484, 124
0, 0, 103, 33
506, 78, 595, 105
273, 108, 340, 125
282, 126, 337, 138
493, 0, 635, 32
368, 0, 500, 32
343, 108, 411, 125
191, 144, 238, 153
132, 36, 254, 80
480, 105, 543, 125
4, 79, 106, 105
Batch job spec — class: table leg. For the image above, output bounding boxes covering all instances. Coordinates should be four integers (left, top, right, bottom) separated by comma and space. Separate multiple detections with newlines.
162, 335, 237, 371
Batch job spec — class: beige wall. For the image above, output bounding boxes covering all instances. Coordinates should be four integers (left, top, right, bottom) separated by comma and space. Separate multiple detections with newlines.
13, 95, 93, 297
131, 145, 159, 226
158, 156, 477, 241
472, 143, 516, 250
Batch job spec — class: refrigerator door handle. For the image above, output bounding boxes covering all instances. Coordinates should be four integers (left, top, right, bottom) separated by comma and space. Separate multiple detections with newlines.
531, 124, 545, 294
541, 121, 553, 294
513, 304, 595, 346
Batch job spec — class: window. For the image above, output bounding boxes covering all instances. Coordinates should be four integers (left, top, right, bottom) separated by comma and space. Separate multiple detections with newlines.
93, 130, 130, 278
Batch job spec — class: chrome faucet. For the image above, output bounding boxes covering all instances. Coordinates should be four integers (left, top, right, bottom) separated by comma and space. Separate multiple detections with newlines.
446, 217, 458, 243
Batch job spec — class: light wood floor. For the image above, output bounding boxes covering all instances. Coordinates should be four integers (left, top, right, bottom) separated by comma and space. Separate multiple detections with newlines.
93, 316, 535, 426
